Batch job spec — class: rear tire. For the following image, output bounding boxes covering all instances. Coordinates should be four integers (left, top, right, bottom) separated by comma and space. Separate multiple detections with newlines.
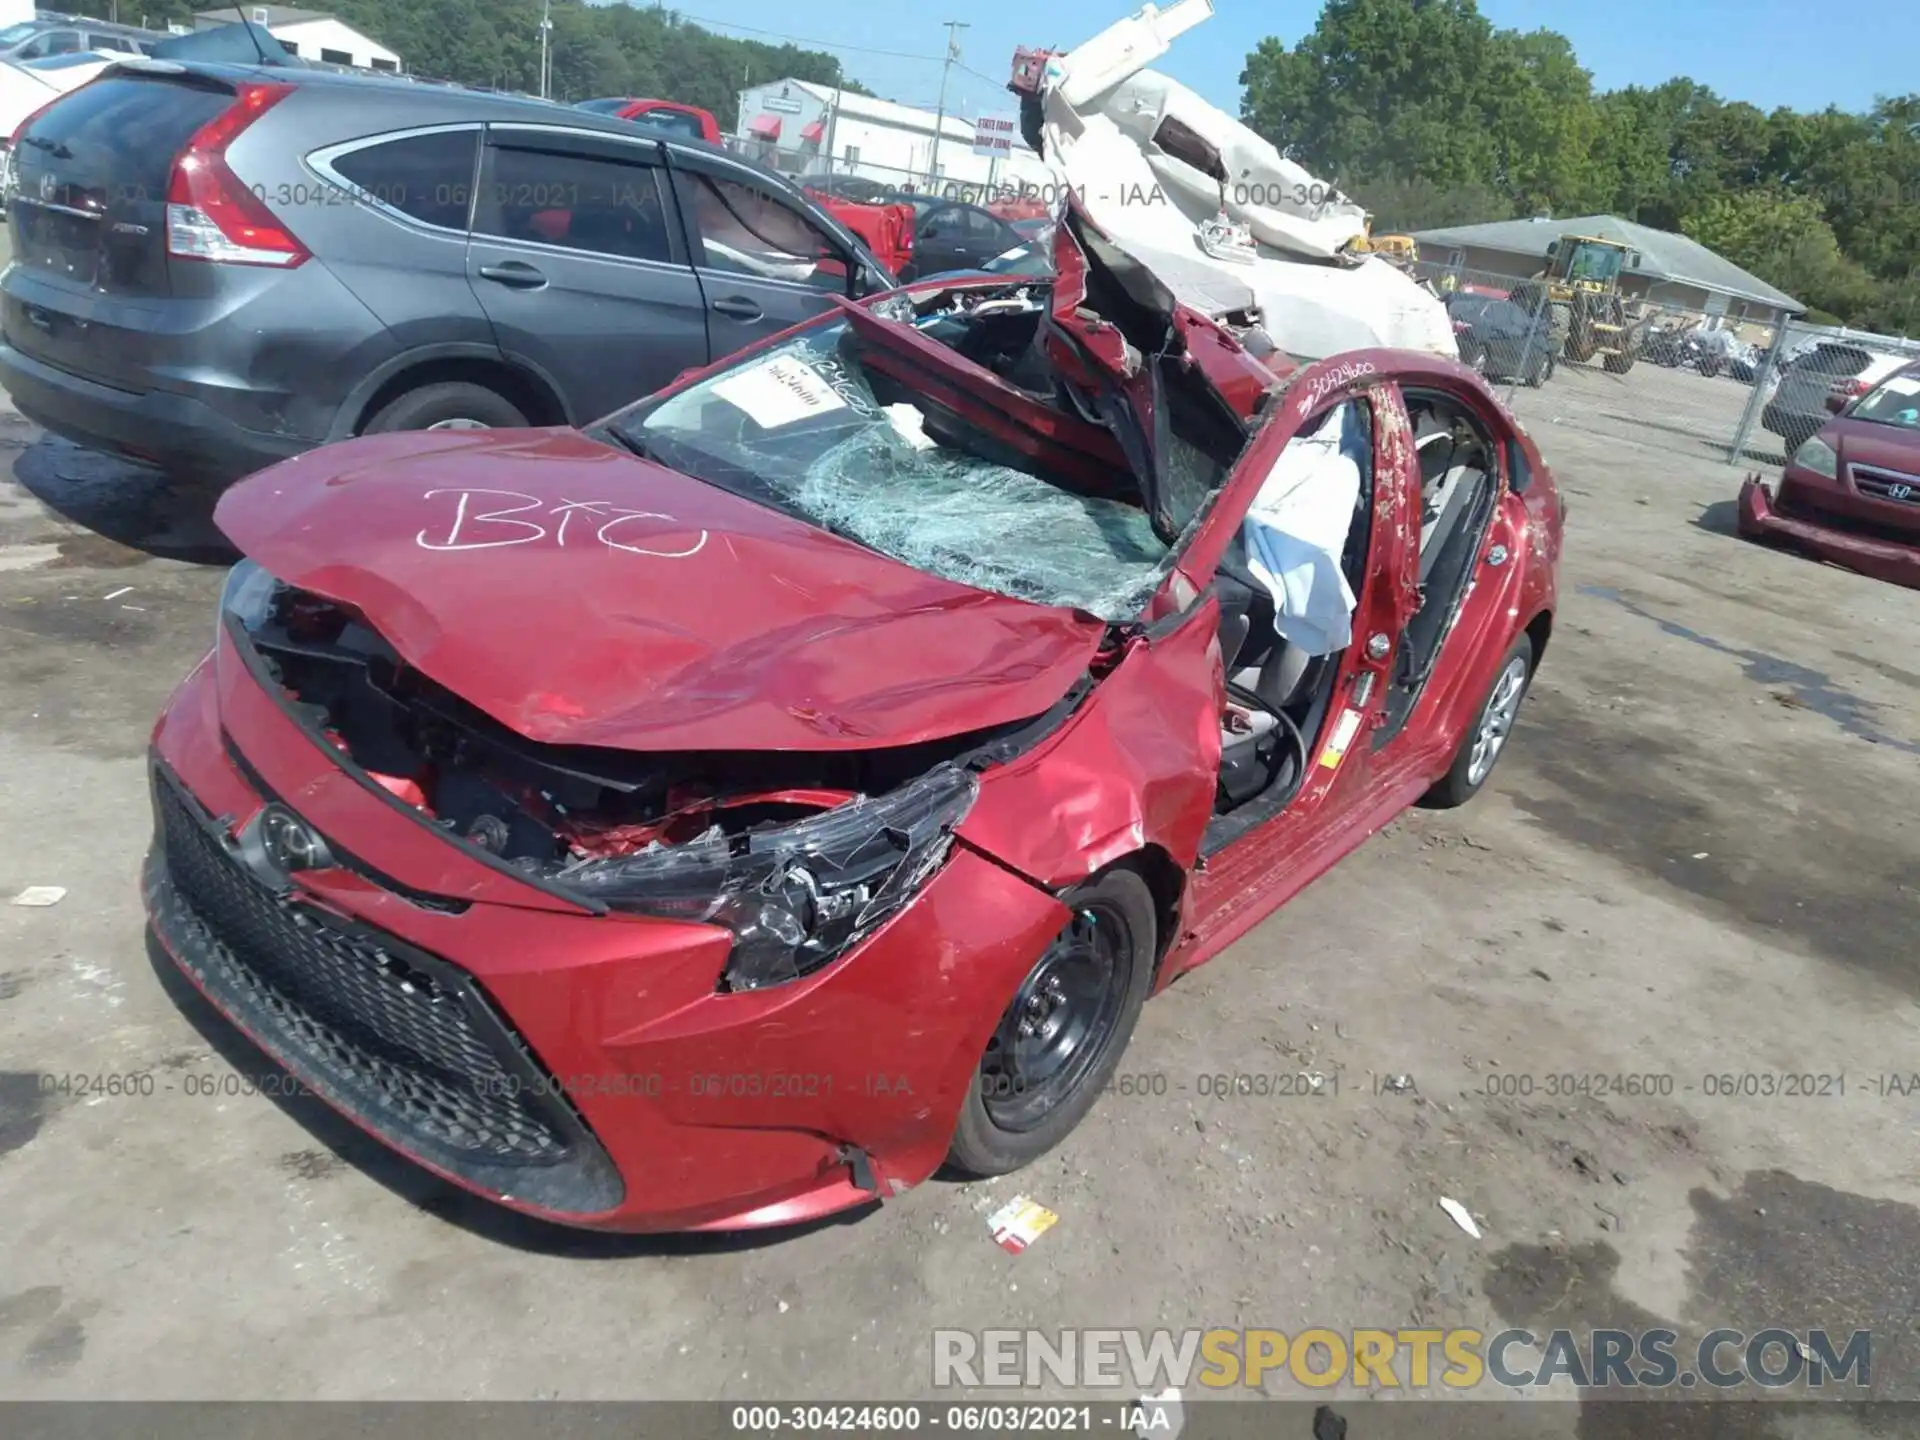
1603, 348, 1635, 375
364, 382, 529, 434
1421, 634, 1534, 810
946, 866, 1157, 1178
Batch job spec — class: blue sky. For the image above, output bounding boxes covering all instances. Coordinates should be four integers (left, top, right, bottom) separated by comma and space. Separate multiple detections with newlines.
648, 0, 1915, 122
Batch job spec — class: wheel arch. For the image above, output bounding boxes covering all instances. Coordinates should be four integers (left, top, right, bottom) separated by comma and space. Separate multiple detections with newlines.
1525, 607, 1553, 671
1085, 845, 1188, 983
333, 346, 573, 437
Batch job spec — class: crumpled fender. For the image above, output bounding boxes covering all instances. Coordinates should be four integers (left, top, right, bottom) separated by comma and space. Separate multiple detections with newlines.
957, 609, 1222, 890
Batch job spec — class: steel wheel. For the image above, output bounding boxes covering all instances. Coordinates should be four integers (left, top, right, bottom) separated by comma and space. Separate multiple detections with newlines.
979, 902, 1135, 1134
427, 418, 490, 430
1467, 654, 1529, 786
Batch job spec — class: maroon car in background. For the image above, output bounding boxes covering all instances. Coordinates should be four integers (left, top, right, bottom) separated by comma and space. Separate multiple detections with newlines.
142, 210, 1562, 1234
1740, 361, 1920, 588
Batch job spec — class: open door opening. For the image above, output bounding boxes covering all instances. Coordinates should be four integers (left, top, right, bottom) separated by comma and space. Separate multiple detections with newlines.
1203, 398, 1375, 851
1376, 391, 1505, 743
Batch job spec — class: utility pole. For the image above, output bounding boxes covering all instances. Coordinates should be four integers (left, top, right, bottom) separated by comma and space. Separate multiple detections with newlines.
824, 86, 842, 179
537, 0, 552, 99
927, 20, 967, 191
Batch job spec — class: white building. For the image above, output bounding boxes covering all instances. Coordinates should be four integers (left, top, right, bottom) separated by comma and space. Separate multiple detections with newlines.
193, 5, 401, 71
735, 77, 1053, 195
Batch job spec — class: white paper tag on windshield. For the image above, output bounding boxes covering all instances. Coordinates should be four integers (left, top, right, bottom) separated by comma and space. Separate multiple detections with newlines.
712, 354, 847, 429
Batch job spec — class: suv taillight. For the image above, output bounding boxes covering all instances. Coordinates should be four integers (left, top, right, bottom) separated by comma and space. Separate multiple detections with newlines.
1833, 376, 1873, 397
166, 82, 307, 267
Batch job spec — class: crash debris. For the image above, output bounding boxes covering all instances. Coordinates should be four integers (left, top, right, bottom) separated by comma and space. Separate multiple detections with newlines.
988, 1196, 1060, 1254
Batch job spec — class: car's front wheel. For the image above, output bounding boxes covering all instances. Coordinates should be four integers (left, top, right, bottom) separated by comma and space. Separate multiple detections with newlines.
946, 866, 1157, 1177
1422, 633, 1535, 809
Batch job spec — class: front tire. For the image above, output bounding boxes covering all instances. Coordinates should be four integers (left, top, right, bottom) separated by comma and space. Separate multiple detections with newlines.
364, 381, 529, 434
947, 866, 1157, 1178
1422, 634, 1534, 809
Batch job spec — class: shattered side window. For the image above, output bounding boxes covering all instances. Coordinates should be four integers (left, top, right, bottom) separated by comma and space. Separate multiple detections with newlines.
611, 319, 1172, 619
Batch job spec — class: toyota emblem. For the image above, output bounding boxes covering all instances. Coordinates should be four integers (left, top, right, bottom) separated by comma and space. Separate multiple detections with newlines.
236, 803, 336, 890
260, 805, 328, 872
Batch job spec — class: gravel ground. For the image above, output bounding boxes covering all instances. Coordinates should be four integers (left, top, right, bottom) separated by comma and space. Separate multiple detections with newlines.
1, 334, 1916, 1437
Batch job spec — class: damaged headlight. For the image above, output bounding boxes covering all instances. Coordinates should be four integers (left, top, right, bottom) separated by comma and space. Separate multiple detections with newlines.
219, 557, 278, 638
1791, 435, 1838, 480
555, 765, 979, 992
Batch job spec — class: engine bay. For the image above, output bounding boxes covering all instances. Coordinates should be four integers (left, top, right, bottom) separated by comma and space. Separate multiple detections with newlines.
242, 586, 1018, 873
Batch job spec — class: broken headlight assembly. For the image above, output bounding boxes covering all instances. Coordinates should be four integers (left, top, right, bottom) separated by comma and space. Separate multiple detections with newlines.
1791, 434, 1839, 479
554, 765, 979, 992
219, 557, 278, 638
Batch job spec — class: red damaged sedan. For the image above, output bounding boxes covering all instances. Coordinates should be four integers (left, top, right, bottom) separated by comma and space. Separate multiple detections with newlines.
145, 212, 1563, 1232
1740, 360, 1920, 588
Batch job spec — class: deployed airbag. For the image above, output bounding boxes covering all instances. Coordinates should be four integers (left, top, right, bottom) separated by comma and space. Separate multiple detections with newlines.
1239, 401, 1363, 656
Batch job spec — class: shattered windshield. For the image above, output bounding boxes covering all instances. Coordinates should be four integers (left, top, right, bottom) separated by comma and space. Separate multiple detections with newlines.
604, 317, 1171, 620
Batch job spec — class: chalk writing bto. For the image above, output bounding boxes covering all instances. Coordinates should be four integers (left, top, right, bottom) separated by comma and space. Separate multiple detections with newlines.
415, 488, 709, 557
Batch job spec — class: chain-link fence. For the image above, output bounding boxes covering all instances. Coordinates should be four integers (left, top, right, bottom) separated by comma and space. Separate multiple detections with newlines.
1401, 259, 1920, 469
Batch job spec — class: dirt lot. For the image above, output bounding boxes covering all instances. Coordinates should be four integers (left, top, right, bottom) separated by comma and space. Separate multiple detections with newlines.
1, 340, 1917, 1433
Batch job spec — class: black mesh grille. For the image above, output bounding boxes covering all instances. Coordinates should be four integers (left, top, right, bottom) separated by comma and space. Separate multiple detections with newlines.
153, 772, 572, 1168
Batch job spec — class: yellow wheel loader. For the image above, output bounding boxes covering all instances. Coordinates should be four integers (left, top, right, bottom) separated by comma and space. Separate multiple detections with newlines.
1508, 234, 1644, 374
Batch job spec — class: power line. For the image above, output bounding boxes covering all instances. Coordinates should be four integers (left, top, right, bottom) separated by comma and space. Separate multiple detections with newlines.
664, 11, 943, 62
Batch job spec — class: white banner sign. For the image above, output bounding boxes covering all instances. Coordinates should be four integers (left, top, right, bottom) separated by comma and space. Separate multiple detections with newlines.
972, 111, 1019, 158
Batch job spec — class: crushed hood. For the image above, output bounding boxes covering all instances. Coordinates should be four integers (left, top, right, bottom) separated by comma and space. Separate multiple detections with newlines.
1023, 0, 1456, 360
213, 427, 1108, 752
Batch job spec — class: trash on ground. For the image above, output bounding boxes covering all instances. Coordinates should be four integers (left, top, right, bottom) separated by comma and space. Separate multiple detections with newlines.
987, 1195, 1059, 1254
12, 886, 67, 907
1384, 1074, 1414, 1093
103, 586, 134, 601
1439, 1196, 1482, 1239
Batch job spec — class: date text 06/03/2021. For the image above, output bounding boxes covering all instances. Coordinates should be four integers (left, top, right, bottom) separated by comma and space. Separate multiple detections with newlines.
728, 1405, 1154, 1434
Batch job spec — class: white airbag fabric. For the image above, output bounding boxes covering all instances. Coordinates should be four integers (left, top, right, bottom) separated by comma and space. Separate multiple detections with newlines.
1240, 402, 1364, 656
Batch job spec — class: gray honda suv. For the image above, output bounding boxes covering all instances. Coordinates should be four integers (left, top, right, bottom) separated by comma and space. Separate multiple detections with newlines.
0, 60, 893, 483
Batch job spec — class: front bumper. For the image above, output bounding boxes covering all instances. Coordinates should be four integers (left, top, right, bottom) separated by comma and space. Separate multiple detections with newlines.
1737, 474, 1920, 590
145, 639, 1070, 1232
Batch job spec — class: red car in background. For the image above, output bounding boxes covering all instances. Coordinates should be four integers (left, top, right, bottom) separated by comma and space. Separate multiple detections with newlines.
804, 187, 916, 279
1739, 360, 1920, 588
144, 209, 1561, 1234
573, 96, 723, 143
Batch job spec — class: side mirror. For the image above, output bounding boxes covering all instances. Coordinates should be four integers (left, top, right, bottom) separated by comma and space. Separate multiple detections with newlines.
1824, 392, 1848, 414
1545, 240, 1559, 257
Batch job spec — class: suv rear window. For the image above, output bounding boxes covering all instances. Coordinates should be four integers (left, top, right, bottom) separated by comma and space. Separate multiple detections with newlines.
17, 76, 231, 208
328, 130, 478, 231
